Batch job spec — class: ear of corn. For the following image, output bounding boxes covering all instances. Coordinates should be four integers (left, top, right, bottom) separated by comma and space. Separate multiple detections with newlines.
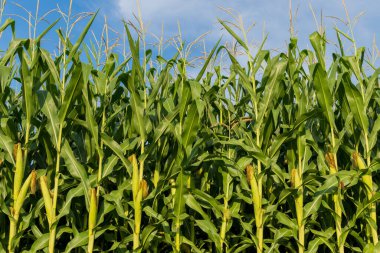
129, 153, 144, 250
8, 167, 34, 253
8, 142, 29, 253
14, 171, 34, 214
13, 143, 23, 200
40, 176, 53, 227
129, 154, 139, 201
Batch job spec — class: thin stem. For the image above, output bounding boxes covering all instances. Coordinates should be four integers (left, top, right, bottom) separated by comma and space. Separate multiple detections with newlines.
256, 129, 263, 253
220, 198, 228, 251
96, 106, 106, 198
49, 125, 63, 253
296, 138, 304, 253
133, 140, 145, 250
175, 220, 180, 252
220, 115, 232, 252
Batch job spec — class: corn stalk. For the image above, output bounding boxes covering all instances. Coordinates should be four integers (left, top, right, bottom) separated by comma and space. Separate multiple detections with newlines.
8, 144, 34, 253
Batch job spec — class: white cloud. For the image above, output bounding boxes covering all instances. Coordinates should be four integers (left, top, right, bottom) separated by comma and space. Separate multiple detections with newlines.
116, 0, 232, 37
112, 0, 380, 59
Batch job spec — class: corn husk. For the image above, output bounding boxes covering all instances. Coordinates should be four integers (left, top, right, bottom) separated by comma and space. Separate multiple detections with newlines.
40, 176, 53, 226
13, 143, 24, 200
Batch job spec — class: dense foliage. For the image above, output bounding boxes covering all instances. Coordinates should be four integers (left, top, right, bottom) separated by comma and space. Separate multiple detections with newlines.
0, 12, 380, 253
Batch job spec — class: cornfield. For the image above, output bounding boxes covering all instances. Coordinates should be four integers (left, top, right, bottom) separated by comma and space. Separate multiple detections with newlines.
0, 7, 380, 253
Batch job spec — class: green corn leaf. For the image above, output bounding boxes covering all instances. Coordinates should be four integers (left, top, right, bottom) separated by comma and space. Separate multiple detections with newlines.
0, 131, 15, 165
0, 39, 25, 66
310, 32, 326, 69
368, 117, 380, 151
58, 63, 84, 125
64, 231, 88, 253
312, 64, 335, 130
141, 225, 157, 249
123, 22, 144, 85
303, 195, 322, 220
342, 56, 363, 85
40, 49, 61, 88
196, 38, 221, 82
124, 71, 146, 141
194, 219, 220, 248
100, 133, 132, 176
83, 92, 100, 153
174, 170, 186, 222
101, 155, 121, 180
61, 142, 90, 208
20, 52, 35, 127
364, 68, 380, 105
255, 59, 287, 131
0, 18, 15, 36
179, 81, 191, 127
269, 109, 321, 158
37, 91, 59, 148
341, 73, 368, 135
30, 233, 50, 253
66, 12, 98, 66
181, 102, 200, 156
218, 19, 249, 51
185, 194, 210, 222
56, 185, 84, 221
35, 18, 60, 45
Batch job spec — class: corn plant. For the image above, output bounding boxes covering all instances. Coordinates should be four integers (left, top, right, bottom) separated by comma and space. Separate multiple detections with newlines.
0, 3, 380, 253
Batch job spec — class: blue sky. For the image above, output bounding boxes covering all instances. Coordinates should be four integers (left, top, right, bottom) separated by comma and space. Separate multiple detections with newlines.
1, 0, 379, 66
